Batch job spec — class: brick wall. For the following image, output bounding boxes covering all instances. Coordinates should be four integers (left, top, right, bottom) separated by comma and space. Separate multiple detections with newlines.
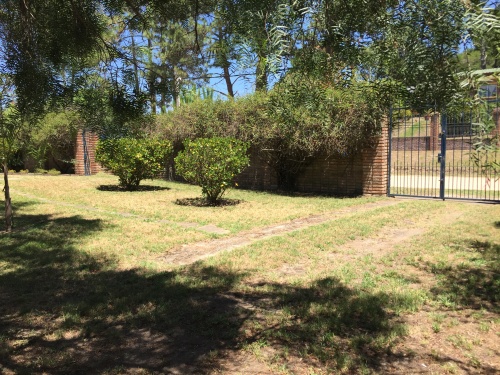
73, 125, 390, 196
391, 136, 471, 151
392, 136, 430, 151
234, 122, 389, 196
74, 130, 104, 175
430, 113, 440, 151
446, 138, 473, 151
362, 125, 389, 195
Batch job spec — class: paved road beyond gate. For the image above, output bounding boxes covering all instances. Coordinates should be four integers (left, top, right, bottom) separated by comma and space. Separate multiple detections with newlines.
388, 105, 500, 202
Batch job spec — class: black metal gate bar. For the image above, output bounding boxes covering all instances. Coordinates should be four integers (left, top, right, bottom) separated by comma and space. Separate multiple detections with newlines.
82, 129, 91, 176
444, 102, 499, 201
388, 104, 500, 202
439, 114, 447, 200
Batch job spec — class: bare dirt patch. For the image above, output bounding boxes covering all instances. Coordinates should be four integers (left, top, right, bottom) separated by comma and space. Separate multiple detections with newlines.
332, 210, 463, 262
159, 199, 403, 265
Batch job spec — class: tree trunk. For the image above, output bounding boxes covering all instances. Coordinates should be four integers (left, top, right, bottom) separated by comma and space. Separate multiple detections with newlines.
223, 63, 234, 98
480, 37, 487, 70
147, 38, 157, 113
175, 76, 182, 108
160, 92, 167, 114
3, 163, 12, 232
255, 55, 267, 92
131, 33, 141, 95
150, 85, 157, 114
217, 27, 234, 98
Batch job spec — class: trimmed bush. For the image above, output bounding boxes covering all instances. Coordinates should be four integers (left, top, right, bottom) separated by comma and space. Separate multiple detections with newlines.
96, 137, 172, 190
175, 137, 250, 204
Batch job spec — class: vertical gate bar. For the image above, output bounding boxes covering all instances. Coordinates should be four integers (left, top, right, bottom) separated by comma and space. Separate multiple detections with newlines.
468, 107, 473, 199
387, 108, 393, 196
440, 113, 447, 200
411, 114, 415, 195
82, 129, 90, 176
403, 111, 406, 195
425, 112, 430, 197
451, 114, 456, 198
470, 108, 475, 199
459, 111, 464, 198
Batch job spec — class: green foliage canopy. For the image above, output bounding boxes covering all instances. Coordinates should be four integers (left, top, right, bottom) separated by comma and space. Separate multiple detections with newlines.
159, 78, 382, 190
175, 137, 250, 203
96, 137, 173, 190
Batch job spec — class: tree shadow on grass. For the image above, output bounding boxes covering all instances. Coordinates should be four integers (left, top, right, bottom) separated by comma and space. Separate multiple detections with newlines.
0, 200, 64, 234
429, 239, 499, 312
174, 197, 243, 207
96, 184, 170, 192
230, 278, 411, 373
0, 214, 250, 374
0, 212, 444, 374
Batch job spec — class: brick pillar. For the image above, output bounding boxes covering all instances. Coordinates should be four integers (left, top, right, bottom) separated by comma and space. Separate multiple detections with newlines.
492, 107, 500, 138
361, 120, 389, 195
74, 130, 103, 175
430, 113, 440, 151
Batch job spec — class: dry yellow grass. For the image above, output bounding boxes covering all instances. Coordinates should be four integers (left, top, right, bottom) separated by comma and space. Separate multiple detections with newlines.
1, 174, 499, 374
8, 173, 380, 233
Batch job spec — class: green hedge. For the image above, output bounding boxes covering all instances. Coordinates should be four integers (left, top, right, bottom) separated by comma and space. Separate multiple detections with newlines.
175, 137, 250, 204
96, 137, 172, 190
157, 80, 383, 190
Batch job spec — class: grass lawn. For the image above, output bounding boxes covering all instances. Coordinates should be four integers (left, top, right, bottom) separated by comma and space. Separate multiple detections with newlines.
1, 174, 499, 374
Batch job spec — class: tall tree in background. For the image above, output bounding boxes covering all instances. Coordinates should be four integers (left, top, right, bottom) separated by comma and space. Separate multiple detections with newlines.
0, 0, 108, 231
368, 0, 466, 108
463, 0, 500, 69
207, 9, 239, 98
0, 76, 18, 232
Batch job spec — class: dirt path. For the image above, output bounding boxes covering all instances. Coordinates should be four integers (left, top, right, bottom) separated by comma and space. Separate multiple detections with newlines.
159, 199, 404, 265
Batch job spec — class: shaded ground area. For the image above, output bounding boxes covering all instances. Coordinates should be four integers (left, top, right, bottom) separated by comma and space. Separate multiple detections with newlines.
0, 213, 245, 374
0, 197, 498, 374
96, 184, 170, 192
174, 197, 242, 207
0, 208, 412, 374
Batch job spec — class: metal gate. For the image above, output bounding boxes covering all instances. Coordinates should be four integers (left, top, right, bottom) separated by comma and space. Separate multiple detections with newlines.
388, 104, 500, 202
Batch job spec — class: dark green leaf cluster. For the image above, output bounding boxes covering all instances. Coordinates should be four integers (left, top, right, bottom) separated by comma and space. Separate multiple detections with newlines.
158, 94, 268, 143
0, 0, 106, 115
370, 0, 466, 109
159, 80, 382, 189
28, 111, 80, 173
175, 137, 250, 203
96, 137, 172, 190
470, 104, 500, 179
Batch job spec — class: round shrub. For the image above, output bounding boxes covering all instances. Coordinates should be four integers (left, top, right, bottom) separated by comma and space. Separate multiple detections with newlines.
96, 137, 172, 190
175, 137, 250, 204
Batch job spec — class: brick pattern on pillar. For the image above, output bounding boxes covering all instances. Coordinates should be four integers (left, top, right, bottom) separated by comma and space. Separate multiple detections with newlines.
430, 113, 440, 151
361, 121, 389, 195
74, 130, 104, 175
492, 107, 500, 138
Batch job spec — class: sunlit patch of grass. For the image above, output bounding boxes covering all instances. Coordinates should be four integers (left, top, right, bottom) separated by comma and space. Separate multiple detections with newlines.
7, 174, 381, 233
